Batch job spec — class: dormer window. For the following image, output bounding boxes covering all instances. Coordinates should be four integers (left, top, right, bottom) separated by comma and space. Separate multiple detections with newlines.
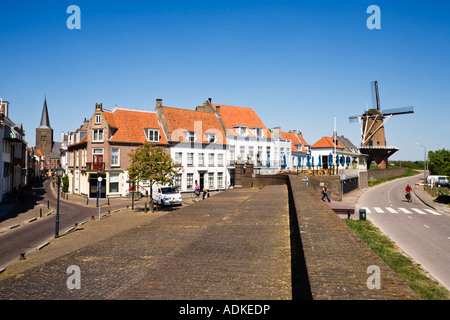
144, 129, 160, 142
251, 127, 263, 138
234, 126, 248, 137
205, 133, 216, 143
185, 131, 195, 142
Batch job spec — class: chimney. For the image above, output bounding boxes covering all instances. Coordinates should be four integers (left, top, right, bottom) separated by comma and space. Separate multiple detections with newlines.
273, 126, 281, 139
95, 103, 102, 111
291, 129, 297, 135
156, 99, 162, 108
215, 105, 220, 115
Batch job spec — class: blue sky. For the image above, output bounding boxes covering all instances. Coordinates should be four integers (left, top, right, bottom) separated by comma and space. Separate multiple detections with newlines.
1, 0, 449, 160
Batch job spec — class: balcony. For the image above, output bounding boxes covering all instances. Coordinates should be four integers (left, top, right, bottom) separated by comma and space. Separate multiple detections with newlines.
85, 162, 105, 171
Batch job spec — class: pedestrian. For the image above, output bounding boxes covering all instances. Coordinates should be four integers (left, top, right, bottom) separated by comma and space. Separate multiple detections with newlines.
321, 184, 331, 202
202, 188, 209, 200
194, 180, 200, 197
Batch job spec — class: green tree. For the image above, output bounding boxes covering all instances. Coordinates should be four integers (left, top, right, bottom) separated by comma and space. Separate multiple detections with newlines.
62, 174, 69, 193
428, 149, 450, 176
127, 142, 181, 207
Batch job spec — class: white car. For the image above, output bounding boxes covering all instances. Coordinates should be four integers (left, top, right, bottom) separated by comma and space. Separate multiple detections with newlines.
152, 186, 183, 206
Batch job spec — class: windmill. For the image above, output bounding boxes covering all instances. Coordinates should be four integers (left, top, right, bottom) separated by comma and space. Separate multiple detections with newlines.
349, 81, 414, 169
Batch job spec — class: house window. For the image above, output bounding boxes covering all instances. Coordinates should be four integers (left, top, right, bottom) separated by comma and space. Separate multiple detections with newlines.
174, 174, 182, 188
187, 153, 194, 166
109, 173, 119, 193
251, 127, 263, 138
187, 173, 193, 189
240, 127, 247, 136
111, 148, 119, 166
198, 153, 205, 166
93, 129, 103, 142
208, 153, 214, 166
95, 114, 101, 124
240, 146, 245, 157
218, 154, 224, 166
206, 133, 216, 143
208, 173, 214, 188
145, 129, 159, 142
186, 131, 195, 142
175, 152, 182, 164
217, 172, 223, 187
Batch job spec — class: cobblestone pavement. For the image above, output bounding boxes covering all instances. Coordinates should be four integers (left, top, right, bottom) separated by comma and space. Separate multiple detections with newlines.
0, 185, 291, 300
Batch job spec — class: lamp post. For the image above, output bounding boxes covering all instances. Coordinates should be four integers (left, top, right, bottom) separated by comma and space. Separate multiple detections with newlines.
97, 168, 103, 220
54, 166, 65, 238
415, 143, 427, 182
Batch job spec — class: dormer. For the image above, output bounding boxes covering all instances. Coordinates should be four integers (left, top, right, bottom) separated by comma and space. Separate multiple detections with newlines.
233, 126, 248, 137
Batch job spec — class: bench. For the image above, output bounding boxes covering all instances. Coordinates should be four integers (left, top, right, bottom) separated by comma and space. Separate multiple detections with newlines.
332, 208, 355, 219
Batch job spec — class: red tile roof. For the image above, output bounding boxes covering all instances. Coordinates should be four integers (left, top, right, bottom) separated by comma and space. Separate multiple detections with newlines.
107, 108, 167, 144
281, 131, 307, 153
160, 106, 226, 144
212, 104, 272, 138
311, 136, 344, 149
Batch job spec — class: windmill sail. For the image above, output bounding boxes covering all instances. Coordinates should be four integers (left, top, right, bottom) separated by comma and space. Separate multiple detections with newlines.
371, 81, 380, 110
381, 106, 414, 116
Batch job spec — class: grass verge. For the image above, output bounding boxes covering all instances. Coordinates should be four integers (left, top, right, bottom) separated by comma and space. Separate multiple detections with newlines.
345, 219, 450, 300
368, 168, 418, 187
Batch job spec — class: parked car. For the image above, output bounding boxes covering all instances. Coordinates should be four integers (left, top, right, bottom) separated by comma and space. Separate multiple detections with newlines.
435, 177, 449, 188
152, 185, 183, 206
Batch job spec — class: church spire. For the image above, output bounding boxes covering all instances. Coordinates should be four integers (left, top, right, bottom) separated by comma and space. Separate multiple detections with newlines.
39, 96, 51, 129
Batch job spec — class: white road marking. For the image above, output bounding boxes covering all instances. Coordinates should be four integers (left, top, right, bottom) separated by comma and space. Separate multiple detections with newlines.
362, 207, 371, 213
424, 209, 441, 216
374, 207, 384, 213
424, 225, 430, 229
386, 207, 398, 213
398, 208, 412, 214
412, 208, 426, 215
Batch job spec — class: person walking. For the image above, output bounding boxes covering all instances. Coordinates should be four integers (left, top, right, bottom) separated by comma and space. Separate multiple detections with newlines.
321, 184, 331, 202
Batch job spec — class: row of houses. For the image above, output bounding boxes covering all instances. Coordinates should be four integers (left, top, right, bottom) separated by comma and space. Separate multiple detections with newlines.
63, 98, 367, 199
1, 99, 45, 203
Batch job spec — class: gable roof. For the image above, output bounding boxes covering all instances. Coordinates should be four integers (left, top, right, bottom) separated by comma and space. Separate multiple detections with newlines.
281, 131, 307, 153
212, 104, 272, 138
106, 108, 167, 144
160, 106, 226, 144
311, 136, 344, 149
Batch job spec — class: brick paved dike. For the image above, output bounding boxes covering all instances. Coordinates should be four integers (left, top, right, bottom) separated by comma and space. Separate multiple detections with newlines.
0, 186, 292, 300
0, 175, 419, 301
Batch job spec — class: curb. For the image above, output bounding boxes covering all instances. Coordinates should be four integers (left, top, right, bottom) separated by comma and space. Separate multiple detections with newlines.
413, 190, 436, 210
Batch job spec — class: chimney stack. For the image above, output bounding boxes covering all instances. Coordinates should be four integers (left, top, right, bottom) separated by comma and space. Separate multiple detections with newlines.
291, 129, 297, 135
273, 126, 281, 139
156, 99, 163, 108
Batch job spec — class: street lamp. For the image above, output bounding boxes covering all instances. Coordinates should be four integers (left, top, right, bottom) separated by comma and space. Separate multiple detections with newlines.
54, 166, 65, 238
415, 143, 427, 182
97, 168, 103, 220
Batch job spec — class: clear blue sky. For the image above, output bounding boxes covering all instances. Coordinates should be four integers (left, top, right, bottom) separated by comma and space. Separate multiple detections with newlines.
1, 0, 449, 160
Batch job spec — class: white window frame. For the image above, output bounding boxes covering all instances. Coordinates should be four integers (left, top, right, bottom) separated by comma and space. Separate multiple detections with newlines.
187, 153, 194, 166
111, 148, 120, 166
93, 129, 104, 142
95, 114, 101, 124
186, 131, 196, 142
206, 133, 216, 143
198, 153, 205, 166
145, 129, 160, 142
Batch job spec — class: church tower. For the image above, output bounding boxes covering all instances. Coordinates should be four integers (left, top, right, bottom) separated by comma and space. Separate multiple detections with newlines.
35, 97, 54, 163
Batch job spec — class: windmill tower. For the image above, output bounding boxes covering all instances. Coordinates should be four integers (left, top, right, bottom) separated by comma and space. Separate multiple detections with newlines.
349, 81, 414, 169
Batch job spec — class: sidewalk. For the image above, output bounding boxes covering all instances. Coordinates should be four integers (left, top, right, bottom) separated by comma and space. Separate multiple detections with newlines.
414, 187, 450, 214
325, 188, 367, 219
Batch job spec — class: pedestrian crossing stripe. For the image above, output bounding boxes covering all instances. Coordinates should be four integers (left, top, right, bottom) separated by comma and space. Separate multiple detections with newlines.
424, 209, 441, 216
411, 208, 426, 214
359, 207, 441, 216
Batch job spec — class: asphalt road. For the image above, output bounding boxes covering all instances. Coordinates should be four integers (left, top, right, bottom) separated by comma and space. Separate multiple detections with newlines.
0, 179, 113, 268
356, 174, 450, 291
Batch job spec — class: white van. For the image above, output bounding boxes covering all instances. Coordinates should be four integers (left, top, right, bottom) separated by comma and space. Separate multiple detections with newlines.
152, 185, 183, 206
427, 175, 449, 187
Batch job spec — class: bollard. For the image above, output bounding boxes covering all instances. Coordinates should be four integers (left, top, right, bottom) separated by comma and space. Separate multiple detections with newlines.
107, 196, 110, 206
19, 253, 26, 260
91, 216, 95, 220
47, 200, 49, 209
87, 198, 89, 205
145, 202, 148, 213
40, 208, 42, 218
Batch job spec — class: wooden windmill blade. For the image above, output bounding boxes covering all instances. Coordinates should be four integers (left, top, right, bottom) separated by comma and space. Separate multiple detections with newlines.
371, 81, 381, 110
381, 106, 414, 116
